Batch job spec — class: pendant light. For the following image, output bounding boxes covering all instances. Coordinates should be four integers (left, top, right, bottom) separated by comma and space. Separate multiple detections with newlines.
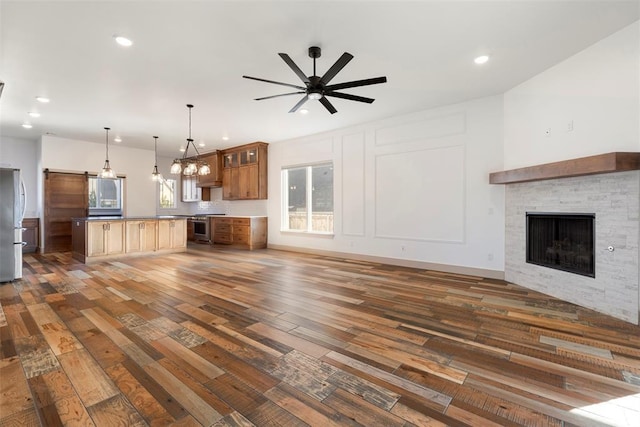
151, 136, 163, 182
98, 127, 117, 179
170, 104, 210, 176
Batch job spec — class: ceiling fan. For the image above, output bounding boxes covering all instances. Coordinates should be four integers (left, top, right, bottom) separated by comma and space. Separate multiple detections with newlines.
243, 46, 387, 114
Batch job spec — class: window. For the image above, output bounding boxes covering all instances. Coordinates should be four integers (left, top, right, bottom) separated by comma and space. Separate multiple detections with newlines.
88, 176, 124, 216
159, 178, 177, 209
282, 163, 333, 233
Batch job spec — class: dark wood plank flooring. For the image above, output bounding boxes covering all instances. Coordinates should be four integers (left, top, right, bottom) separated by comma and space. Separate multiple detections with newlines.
1, 246, 639, 426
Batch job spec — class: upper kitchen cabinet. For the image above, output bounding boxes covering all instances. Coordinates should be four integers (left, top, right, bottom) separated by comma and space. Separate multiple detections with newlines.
196, 150, 223, 188
221, 142, 268, 200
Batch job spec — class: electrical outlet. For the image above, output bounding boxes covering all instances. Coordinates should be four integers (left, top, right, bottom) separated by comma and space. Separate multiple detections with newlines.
487, 253, 494, 261
401, 245, 406, 252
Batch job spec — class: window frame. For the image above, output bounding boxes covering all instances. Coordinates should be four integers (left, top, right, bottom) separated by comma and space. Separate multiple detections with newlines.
281, 161, 334, 235
88, 176, 124, 217
159, 178, 177, 209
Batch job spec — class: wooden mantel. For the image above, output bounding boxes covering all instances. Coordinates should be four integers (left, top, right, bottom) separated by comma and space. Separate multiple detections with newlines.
489, 152, 640, 184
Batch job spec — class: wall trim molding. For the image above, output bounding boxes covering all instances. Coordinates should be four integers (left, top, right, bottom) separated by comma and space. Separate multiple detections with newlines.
268, 243, 505, 280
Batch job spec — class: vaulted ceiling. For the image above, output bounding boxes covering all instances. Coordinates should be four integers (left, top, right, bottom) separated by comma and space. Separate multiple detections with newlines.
1, 1, 638, 156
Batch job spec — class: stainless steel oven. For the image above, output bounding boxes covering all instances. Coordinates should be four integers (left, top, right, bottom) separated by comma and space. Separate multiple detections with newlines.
190, 216, 210, 242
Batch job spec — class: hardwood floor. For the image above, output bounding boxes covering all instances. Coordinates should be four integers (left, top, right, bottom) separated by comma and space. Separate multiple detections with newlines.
1, 246, 639, 426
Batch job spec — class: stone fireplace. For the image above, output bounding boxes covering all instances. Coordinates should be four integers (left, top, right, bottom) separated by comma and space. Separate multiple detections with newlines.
491, 153, 640, 324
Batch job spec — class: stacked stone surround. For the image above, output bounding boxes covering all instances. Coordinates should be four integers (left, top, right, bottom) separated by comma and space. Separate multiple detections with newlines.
505, 170, 640, 324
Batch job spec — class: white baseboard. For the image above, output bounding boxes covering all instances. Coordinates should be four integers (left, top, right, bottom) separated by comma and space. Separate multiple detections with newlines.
267, 244, 505, 280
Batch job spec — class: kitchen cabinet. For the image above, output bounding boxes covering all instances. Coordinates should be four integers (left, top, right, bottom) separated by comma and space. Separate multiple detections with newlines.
125, 220, 157, 253
196, 151, 222, 187
212, 216, 267, 250
22, 217, 39, 253
87, 220, 124, 257
186, 219, 195, 241
182, 175, 210, 202
72, 217, 187, 263
158, 219, 187, 250
221, 142, 268, 200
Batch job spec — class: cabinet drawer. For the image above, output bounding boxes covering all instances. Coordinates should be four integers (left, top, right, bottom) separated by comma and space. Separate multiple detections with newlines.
232, 218, 250, 226
233, 225, 250, 236
215, 218, 233, 225
214, 233, 232, 244
215, 223, 232, 233
233, 233, 250, 244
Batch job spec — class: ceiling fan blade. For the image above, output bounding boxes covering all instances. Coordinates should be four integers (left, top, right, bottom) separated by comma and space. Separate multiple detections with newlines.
324, 92, 375, 104
288, 95, 310, 113
319, 97, 337, 114
320, 52, 354, 84
243, 75, 306, 90
255, 91, 305, 101
278, 53, 310, 84
325, 76, 387, 91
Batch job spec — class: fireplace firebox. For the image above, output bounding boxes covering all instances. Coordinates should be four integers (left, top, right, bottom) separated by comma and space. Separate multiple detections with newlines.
526, 213, 595, 277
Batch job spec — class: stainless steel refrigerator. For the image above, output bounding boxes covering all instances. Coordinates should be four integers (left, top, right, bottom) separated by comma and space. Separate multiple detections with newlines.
0, 168, 25, 282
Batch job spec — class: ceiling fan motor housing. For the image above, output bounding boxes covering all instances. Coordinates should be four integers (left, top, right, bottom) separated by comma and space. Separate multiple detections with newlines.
308, 46, 321, 58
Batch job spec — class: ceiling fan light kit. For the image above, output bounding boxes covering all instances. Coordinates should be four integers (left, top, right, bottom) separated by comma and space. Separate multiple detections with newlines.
243, 46, 387, 114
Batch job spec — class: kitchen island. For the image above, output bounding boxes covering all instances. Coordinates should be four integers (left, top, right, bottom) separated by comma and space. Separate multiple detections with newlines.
71, 216, 187, 264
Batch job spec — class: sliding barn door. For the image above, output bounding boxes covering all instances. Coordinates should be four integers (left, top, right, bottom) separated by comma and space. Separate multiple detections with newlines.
43, 171, 88, 253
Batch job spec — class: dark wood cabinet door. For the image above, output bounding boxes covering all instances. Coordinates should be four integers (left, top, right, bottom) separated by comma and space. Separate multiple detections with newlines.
22, 218, 39, 253
44, 171, 88, 253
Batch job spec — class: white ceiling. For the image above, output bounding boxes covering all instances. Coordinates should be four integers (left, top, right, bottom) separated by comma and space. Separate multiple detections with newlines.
1, 1, 638, 157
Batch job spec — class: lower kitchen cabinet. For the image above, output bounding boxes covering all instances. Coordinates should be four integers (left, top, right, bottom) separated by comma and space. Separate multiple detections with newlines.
87, 221, 125, 257
212, 216, 267, 250
158, 219, 187, 250
22, 217, 39, 253
72, 217, 187, 263
126, 220, 157, 253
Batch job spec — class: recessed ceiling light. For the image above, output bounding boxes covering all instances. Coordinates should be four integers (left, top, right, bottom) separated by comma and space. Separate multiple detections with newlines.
474, 55, 490, 65
36, 96, 50, 103
222, 136, 229, 141
28, 112, 41, 118
198, 142, 205, 148
114, 36, 133, 47
22, 123, 32, 129
179, 147, 186, 152
114, 136, 122, 143
299, 108, 309, 115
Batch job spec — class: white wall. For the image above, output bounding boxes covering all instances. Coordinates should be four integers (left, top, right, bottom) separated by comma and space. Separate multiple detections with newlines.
268, 95, 505, 277
0, 136, 39, 218
504, 21, 640, 169
40, 135, 157, 217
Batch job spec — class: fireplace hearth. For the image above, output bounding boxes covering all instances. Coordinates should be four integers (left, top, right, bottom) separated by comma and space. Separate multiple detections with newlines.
526, 213, 595, 277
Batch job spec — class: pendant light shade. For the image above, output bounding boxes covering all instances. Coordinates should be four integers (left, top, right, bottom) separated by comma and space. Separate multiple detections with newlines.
170, 159, 182, 174
170, 104, 210, 176
151, 136, 163, 182
98, 127, 117, 179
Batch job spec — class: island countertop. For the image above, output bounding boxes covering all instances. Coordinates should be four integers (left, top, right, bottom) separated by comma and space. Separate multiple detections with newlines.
71, 215, 188, 221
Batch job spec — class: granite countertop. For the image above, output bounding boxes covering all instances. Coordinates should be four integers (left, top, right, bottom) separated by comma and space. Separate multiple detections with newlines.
72, 215, 188, 221
72, 214, 266, 221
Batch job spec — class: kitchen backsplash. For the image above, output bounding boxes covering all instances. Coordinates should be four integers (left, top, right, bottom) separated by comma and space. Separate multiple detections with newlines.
193, 200, 228, 215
